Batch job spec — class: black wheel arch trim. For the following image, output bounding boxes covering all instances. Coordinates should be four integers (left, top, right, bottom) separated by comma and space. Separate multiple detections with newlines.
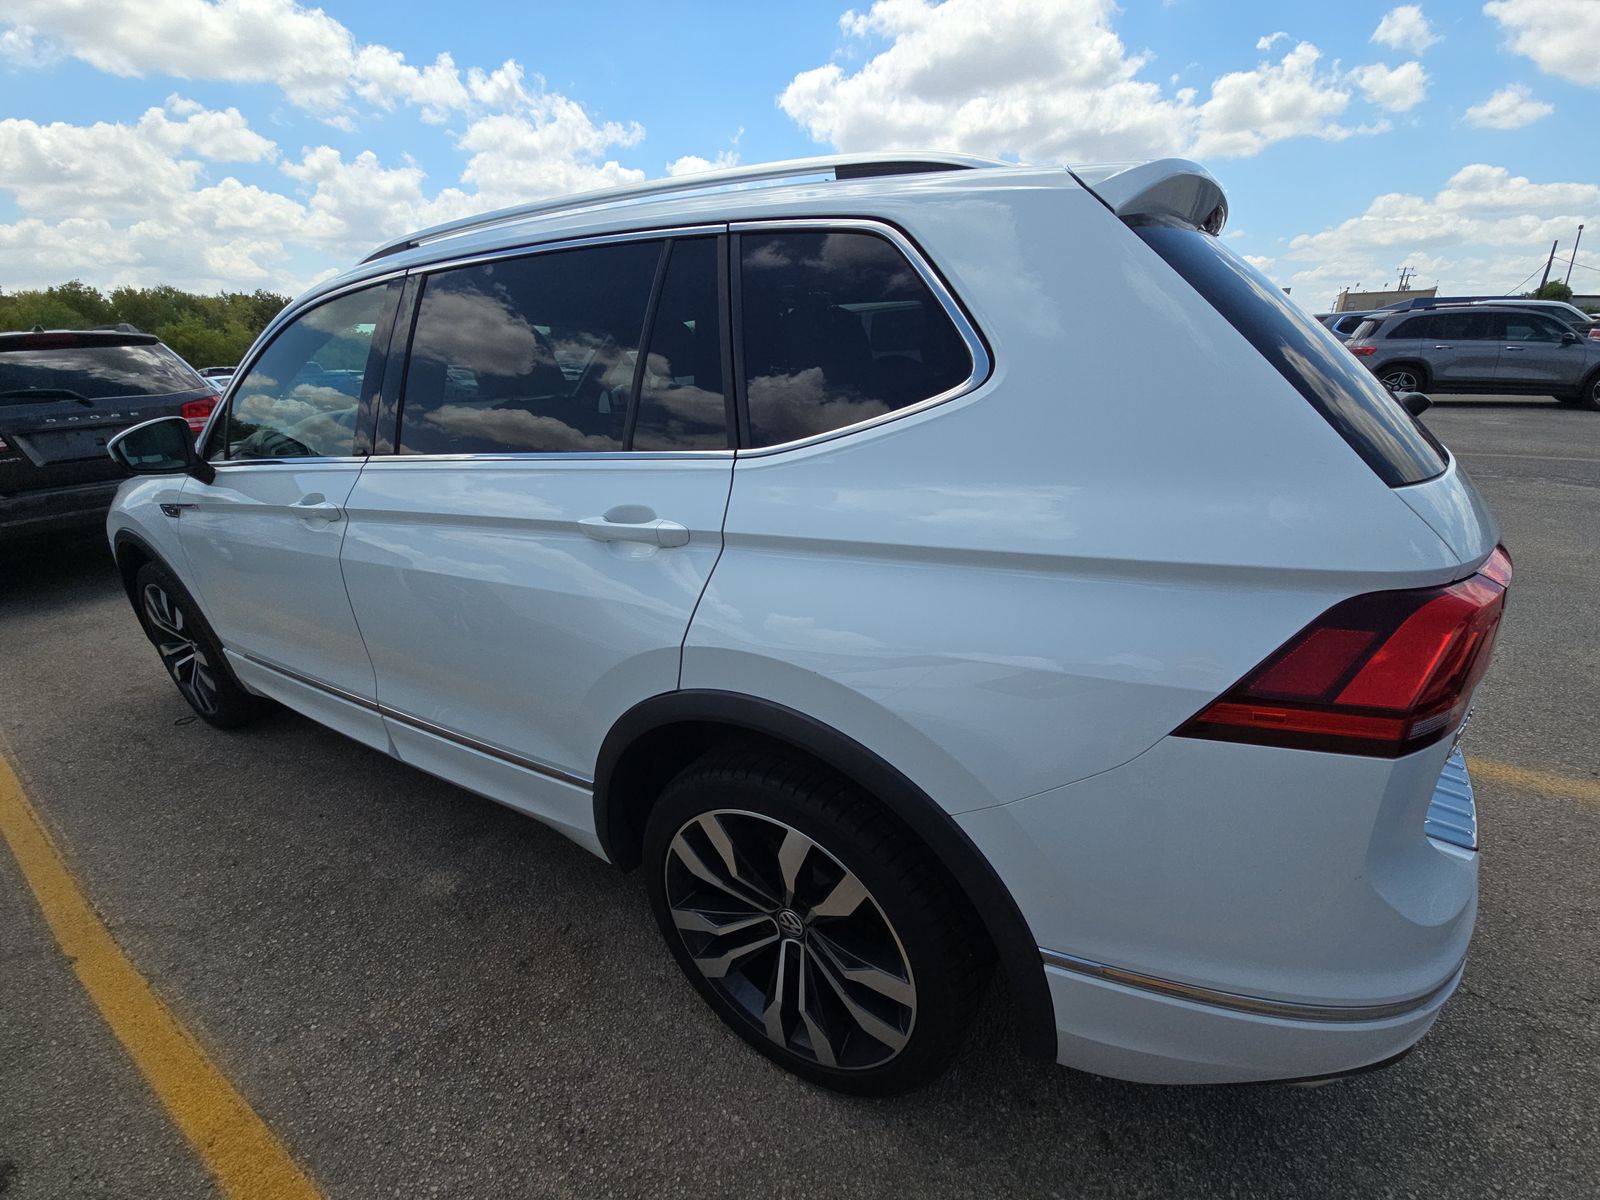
112, 529, 254, 693
593, 688, 1058, 1059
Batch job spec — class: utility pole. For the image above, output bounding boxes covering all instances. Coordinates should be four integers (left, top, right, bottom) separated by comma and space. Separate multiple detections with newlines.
1538, 239, 1559, 291
1396, 265, 1416, 291
1565, 224, 1584, 286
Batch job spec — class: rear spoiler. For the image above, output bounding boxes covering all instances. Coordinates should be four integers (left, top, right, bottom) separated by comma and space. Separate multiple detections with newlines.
1069, 158, 1228, 235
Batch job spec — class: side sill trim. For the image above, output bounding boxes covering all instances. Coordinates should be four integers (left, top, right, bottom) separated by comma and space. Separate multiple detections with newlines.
1039, 949, 1462, 1023
237, 652, 592, 791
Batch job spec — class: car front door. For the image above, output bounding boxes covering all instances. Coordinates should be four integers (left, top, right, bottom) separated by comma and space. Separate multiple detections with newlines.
1424, 311, 1500, 387
1496, 313, 1585, 392
179, 279, 401, 751
338, 235, 734, 850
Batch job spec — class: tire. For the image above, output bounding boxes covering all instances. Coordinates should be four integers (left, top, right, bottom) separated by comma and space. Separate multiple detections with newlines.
133, 561, 266, 729
1574, 370, 1600, 412
1378, 363, 1427, 393
643, 749, 987, 1096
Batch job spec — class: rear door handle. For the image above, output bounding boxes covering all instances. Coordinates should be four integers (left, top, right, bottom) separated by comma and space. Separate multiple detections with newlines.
1503, 346, 1524, 352
1432, 344, 1453, 349
579, 514, 689, 548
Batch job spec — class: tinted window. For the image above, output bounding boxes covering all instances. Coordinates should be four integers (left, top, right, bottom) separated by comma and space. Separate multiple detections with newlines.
739, 230, 972, 448
221, 285, 387, 460
1134, 222, 1445, 487
0, 342, 204, 400
1349, 319, 1380, 340
1504, 314, 1564, 342
1431, 312, 1493, 340
1389, 316, 1431, 338
399, 241, 660, 455
633, 239, 728, 451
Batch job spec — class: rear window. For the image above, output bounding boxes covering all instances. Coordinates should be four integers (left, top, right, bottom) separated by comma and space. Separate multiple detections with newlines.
1133, 223, 1446, 487
0, 342, 204, 401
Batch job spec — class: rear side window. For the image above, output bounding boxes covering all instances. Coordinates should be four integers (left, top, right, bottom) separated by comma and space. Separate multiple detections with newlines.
633, 238, 729, 451
738, 230, 973, 448
1431, 313, 1493, 340
1388, 316, 1431, 338
0, 342, 203, 401
399, 241, 660, 454
1134, 222, 1445, 486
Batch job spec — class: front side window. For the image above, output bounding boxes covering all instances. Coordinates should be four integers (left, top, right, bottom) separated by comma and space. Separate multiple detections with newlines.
398, 241, 660, 455
1504, 314, 1564, 342
738, 230, 973, 448
220, 285, 388, 460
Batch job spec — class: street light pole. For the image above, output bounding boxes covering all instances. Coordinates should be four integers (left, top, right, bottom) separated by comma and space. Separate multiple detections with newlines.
1565, 225, 1584, 287
1538, 239, 1559, 291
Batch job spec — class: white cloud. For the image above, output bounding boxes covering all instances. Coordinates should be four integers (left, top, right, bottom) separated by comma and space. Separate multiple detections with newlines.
1372, 6, 1441, 54
1484, 0, 1600, 87
1464, 83, 1554, 128
1255, 32, 1288, 51
1348, 61, 1429, 112
780, 2, 1404, 163
665, 151, 740, 177
457, 100, 646, 207
1280, 164, 1600, 303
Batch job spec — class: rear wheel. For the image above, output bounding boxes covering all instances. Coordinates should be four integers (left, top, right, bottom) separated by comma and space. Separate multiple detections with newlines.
1379, 363, 1427, 393
1574, 371, 1600, 412
643, 749, 986, 1095
133, 561, 265, 728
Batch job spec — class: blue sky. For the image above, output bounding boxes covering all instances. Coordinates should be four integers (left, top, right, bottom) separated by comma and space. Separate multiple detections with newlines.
2, 0, 1596, 310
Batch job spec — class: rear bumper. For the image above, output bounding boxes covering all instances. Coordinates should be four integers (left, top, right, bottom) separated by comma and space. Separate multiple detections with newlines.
1039, 955, 1462, 1085
0, 479, 122, 541
959, 737, 1479, 1084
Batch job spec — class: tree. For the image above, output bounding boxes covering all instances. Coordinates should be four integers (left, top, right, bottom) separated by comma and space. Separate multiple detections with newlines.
1525, 280, 1574, 302
0, 281, 288, 367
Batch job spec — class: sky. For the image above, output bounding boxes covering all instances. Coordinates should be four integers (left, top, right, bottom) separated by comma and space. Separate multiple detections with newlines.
1, 0, 1597, 313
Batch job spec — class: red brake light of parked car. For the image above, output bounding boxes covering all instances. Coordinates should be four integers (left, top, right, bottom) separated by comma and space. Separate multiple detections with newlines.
1176, 546, 1512, 758
181, 395, 219, 433
1349, 345, 1377, 356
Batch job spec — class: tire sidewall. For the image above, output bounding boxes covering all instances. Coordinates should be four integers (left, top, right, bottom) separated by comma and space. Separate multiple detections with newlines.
642, 762, 975, 1096
132, 560, 261, 728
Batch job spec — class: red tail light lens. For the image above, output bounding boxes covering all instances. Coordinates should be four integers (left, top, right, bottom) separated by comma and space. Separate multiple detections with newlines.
1176, 546, 1512, 757
181, 395, 219, 433
1349, 345, 1377, 357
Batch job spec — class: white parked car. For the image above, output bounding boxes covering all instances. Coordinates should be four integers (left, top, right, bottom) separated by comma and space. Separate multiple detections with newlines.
105, 153, 1510, 1095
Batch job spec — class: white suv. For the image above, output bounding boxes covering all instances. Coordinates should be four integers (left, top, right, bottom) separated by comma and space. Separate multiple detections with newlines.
105, 154, 1510, 1095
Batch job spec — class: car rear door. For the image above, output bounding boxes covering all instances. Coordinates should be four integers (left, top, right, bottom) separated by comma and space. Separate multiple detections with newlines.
1495, 312, 1585, 391
177, 278, 402, 751
1423, 312, 1500, 387
337, 234, 734, 851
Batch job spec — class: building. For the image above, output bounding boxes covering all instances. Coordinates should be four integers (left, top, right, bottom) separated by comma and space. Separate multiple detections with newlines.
1333, 286, 1437, 312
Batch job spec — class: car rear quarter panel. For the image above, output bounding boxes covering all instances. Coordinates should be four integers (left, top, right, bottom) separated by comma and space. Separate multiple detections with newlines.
683, 186, 1476, 814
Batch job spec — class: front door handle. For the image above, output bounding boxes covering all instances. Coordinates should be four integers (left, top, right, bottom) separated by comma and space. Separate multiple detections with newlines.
1432, 344, 1453, 349
290, 496, 344, 522
578, 514, 689, 548
1503, 346, 1524, 352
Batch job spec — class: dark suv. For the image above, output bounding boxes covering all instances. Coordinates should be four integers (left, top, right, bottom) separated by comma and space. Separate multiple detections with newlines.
1346, 304, 1600, 410
1, 329, 220, 540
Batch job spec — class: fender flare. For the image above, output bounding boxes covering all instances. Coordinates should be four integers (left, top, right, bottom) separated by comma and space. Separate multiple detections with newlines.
593, 689, 1057, 1059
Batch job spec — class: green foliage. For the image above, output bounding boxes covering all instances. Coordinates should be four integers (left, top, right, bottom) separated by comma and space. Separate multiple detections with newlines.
0, 280, 289, 369
1523, 280, 1574, 302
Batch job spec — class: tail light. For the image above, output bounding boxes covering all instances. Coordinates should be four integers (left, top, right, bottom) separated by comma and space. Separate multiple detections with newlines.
1176, 546, 1512, 758
181, 395, 219, 433
1349, 345, 1377, 357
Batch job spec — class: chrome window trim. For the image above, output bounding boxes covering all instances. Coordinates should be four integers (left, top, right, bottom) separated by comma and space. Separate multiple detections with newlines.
407, 223, 727, 276
211, 457, 370, 469
238, 652, 593, 790
1039, 948, 1464, 1023
358, 450, 734, 466
726, 217, 993, 458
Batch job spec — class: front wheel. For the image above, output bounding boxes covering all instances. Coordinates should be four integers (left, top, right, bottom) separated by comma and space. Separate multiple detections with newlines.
643, 750, 987, 1095
133, 561, 266, 729
1574, 371, 1600, 412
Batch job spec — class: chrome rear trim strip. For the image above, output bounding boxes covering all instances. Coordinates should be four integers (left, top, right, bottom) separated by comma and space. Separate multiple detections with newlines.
1039, 949, 1462, 1023
238, 652, 592, 790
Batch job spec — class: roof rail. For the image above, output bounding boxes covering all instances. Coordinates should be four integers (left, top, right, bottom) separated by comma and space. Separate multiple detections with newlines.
361, 152, 1010, 263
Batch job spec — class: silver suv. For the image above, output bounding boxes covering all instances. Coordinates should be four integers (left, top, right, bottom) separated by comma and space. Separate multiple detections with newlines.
1347, 305, 1600, 409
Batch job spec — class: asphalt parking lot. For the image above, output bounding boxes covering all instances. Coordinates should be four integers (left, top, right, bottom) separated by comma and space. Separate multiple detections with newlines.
2, 396, 1597, 1199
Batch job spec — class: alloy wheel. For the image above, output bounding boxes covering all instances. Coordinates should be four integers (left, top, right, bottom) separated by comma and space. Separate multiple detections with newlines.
663, 808, 917, 1070
142, 583, 220, 716
1382, 368, 1419, 392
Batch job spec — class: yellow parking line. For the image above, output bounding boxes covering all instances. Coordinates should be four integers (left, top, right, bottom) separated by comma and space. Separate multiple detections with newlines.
0, 754, 319, 1200
1467, 756, 1600, 806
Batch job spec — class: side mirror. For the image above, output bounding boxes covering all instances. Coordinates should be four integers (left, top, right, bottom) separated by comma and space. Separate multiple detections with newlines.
107, 416, 215, 484
1561, 330, 1579, 345
1397, 391, 1431, 417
